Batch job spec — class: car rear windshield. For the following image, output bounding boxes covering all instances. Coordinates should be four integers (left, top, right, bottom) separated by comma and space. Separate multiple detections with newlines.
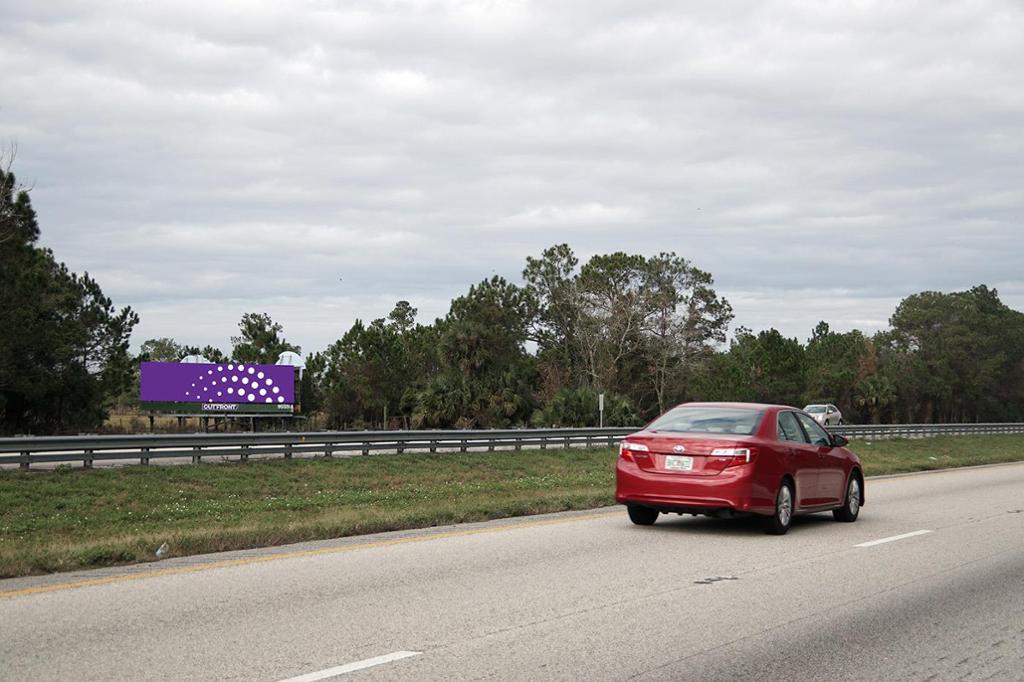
647, 407, 764, 435
805, 405, 826, 413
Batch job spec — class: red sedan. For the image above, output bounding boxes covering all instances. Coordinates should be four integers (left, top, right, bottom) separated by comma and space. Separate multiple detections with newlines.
615, 402, 864, 534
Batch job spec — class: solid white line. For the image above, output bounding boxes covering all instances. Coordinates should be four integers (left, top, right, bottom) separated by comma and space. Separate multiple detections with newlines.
855, 529, 933, 548
277, 651, 422, 682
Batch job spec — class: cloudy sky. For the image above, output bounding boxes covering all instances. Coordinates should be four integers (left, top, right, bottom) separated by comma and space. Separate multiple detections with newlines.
2, 0, 1022, 355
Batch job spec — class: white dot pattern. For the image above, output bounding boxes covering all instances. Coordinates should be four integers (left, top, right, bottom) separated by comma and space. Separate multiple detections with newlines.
181, 364, 292, 406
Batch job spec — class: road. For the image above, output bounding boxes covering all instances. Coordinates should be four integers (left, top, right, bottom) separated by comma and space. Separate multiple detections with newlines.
2, 462, 1023, 681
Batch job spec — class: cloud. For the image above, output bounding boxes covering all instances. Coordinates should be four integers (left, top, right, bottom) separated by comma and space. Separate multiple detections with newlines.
496, 203, 644, 230
1, 0, 1022, 353
371, 69, 434, 96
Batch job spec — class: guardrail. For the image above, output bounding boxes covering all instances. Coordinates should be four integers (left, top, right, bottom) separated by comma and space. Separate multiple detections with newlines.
1, 422, 1022, 470
0, 428, 636, 469
830, 422, 1024, 439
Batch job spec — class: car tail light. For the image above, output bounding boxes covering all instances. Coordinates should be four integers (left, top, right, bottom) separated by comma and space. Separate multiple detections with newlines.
710, 447, 756, 467
619, 441, 649, 462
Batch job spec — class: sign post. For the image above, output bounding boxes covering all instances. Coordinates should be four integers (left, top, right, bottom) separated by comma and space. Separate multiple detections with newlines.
599, 392, 605, 428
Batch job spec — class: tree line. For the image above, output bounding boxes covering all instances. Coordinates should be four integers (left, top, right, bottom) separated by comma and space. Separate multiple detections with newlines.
3, 162, 1023, 434
297, 251, 1024, 429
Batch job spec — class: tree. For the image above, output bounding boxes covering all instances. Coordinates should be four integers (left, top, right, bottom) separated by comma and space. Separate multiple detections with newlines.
885, 286, 1024, 422
640, 253, 733, 413
140, 338, 183, 362
854, 374, 896, 424
300, 350, 326, 417
200, 345, 229, 364
230, 313, 300, 365
573, 252, 654, 394
412, 277, 537, 428
318, 302, 439, 428
700, 328, 806, 407
178, 344, 229, 364
387, 300, 417, 333
0, 164, 138, 434
523, 245, 732, 418
523, 244, 582, 393
803, 322, 872, 415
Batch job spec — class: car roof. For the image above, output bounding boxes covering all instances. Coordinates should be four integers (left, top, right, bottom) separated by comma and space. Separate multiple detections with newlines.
674, 401, 795, 412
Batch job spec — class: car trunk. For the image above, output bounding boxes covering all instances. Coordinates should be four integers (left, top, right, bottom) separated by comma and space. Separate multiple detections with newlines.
626, 433, 754, 477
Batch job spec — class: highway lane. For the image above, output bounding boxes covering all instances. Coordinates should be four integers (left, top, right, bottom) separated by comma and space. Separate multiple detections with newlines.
2, 462, 1023, 681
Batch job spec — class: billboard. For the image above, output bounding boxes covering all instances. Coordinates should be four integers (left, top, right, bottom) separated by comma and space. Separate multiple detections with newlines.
140, 362, 296, 411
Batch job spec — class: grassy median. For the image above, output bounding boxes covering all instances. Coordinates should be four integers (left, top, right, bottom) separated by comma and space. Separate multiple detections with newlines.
2, 434, 1024, 578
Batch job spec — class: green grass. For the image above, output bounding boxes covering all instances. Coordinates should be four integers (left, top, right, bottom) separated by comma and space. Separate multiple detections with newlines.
2, 434, 1023, 578
854, 434, 1024, 476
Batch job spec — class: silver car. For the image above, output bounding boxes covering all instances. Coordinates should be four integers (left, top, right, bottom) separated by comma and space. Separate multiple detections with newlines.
803, 403, 843, 426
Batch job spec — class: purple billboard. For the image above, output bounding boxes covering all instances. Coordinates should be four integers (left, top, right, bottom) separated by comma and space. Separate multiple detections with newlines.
140, 362, 295, 405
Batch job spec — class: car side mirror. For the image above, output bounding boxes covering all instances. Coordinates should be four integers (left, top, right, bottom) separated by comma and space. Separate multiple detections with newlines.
831, 434, 849, 448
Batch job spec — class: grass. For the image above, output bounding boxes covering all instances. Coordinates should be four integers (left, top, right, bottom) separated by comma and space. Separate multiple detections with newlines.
2, 434, 1023, 578
853, 435, 1024, 476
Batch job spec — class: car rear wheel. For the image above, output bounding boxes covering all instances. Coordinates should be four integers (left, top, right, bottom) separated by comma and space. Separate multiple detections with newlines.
763, 481, 794, 535
627, 505, 659, 526
833, 475, 861, 522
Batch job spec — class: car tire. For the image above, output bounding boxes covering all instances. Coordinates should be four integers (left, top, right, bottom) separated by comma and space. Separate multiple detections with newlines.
833, 475, 861, 522
627, 505, 659, 525
763, 481, 794, 535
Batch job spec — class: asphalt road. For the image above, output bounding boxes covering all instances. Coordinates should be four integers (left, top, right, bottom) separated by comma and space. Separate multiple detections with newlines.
2, 462, 1023, 681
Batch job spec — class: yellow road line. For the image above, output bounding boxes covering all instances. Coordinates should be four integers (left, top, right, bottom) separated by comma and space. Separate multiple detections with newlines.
0, 510, 622, 600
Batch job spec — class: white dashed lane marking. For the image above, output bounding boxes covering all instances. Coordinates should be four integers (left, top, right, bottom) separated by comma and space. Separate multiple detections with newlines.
855, 529, 933, 548
275, 651, 422, 681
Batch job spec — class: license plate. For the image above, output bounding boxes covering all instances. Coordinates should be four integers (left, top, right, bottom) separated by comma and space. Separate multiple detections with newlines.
664, 455, 693, 471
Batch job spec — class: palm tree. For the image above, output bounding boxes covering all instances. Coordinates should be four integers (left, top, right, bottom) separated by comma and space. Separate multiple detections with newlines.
855, 375, 897, 424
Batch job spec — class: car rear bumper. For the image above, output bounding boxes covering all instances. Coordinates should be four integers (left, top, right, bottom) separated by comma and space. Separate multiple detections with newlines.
615, 460, 773, 515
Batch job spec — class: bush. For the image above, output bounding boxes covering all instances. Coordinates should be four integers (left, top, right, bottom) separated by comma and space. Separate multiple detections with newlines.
532, 387, 639, 427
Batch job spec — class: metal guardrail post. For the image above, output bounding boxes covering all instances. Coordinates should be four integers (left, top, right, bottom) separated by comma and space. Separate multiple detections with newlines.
460, 439, 468, 453
430, 440, 437, 453
324, 441, 334, 458
284, 442, 293, 460
397, 440, 405, 454
515, 437, 522, 451
563, 435, 570, 449
241, 444, 250, 462
83, 449, 93, 469
20, 450, 29, 470
192, 446, 201, 464
362, 442, 369, 456
140, 447, 150, 466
